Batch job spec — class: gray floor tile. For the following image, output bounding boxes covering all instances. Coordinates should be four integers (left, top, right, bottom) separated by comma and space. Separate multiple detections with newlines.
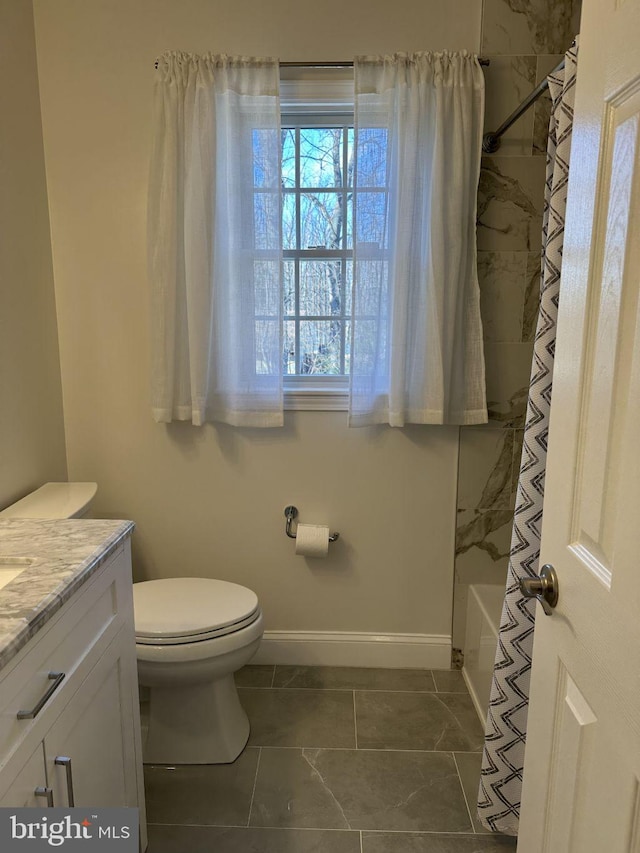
356, 691, 485, 752
273, 666, 437, 692
144, 748, 259, 826
433, 670, 468, 693
148, 824, 360, 852
362, 832, 517, 852
250, 747, 472, 833
235, 665, 275, 688
454, 752, 489, 834
240, 688, 356, 748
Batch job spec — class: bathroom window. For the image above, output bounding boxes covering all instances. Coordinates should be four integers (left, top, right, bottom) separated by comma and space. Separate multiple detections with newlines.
280, 118, 354, 408
275, 78, 359, 409
151, 57, 485, 426
281, 121, 353, 378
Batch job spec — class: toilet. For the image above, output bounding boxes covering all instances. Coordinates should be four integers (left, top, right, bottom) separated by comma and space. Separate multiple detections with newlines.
0, 481, 98, 519
0, 482, 264, 765
134, 577, 263, 765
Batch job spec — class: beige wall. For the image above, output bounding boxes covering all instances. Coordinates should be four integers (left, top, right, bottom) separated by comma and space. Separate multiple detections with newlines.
31, 0, 482, 638
0, 0, 67, 510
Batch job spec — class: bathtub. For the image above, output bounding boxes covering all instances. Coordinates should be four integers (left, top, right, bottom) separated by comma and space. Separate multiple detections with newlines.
462, 583, 505, 726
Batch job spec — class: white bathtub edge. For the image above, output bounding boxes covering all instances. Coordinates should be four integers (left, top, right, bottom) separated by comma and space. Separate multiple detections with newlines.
463, 663, 489, 727
463, 583, 504, 727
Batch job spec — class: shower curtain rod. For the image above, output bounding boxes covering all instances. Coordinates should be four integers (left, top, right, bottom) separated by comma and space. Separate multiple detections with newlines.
154, 58, 490, 69
482, 57, 565, 152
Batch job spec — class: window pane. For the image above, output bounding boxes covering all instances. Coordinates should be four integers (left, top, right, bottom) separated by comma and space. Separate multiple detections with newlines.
300, 260, 342, 316
281, 128, 296, 189
355, 190, 387, 249
283, 320, 296, 374
346, 128, 355, 187
350, 318, 387, 372
301, 192, 343, 249
354, 259, 388, 316
254, 260, 280, 316
282, 193, 297, 250
277, 120, 356, 379
253, 129, 281, 188
357, 127, 388, 187
345, 260, 353, 316
299, 320, 342, 375
255, 320, 280, 375
254, 192, 280, 250
300, 128, 344, 188
283, 260, 295, 316
344, 319, 352, 375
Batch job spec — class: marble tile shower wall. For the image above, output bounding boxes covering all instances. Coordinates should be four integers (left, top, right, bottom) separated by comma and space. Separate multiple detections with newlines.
453, 0, 582, 651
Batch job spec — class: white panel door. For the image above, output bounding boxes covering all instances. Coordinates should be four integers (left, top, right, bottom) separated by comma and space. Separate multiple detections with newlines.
518, 0, 640, 850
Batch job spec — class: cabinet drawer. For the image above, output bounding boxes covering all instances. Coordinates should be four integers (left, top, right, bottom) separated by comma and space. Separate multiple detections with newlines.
0, 546, 133, 769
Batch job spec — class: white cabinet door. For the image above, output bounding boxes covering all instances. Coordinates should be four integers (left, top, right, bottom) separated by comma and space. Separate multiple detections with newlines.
44, 629, 140, 810
0, 743, 49, 808
518, 0, 640, 848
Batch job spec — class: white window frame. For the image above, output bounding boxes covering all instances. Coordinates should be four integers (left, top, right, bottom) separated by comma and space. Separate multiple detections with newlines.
280, 76, 354, 411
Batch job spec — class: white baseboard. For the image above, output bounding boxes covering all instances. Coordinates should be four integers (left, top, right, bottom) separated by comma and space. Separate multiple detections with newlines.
252, 630, 452, 669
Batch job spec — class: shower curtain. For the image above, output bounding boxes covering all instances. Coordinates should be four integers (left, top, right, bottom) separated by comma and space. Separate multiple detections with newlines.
477, 39, 579, 836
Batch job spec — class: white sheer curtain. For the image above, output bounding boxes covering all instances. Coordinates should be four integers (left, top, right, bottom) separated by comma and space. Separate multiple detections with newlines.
350, 52, 487, 426
148, 52, 283, 427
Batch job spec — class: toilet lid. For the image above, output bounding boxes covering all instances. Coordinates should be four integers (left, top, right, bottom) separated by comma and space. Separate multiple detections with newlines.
133, 578, 260, 643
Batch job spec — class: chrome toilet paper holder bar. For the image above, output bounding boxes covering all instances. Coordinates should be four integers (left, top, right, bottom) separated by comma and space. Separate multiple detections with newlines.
284, 506, 340, 542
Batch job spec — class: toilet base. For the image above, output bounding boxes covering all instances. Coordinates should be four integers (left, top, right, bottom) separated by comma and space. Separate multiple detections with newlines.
143, 674, 250, 764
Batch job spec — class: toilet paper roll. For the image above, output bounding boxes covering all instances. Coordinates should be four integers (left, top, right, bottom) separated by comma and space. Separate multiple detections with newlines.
295, 523, 330, 558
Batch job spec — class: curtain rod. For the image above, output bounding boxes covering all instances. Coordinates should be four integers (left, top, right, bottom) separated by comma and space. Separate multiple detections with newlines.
154, 58, 490, 69
280, 59, 491, 68
482, 57, 565, 152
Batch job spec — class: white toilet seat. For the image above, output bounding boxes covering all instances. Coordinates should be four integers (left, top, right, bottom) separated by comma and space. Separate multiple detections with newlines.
136, 609, 264, 664
134, 577, 260, 645
136, 609, 261, 644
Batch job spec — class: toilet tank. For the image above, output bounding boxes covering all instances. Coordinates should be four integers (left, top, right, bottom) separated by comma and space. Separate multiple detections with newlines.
0, 483, 98, 519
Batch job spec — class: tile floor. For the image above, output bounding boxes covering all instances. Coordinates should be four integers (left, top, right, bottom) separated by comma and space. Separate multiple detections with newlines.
145, 666, 517, 852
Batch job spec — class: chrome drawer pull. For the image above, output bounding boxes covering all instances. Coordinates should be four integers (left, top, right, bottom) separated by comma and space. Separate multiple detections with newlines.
55, 756, 75, 806
34, 786, 54, 807
17, 671, 66, 720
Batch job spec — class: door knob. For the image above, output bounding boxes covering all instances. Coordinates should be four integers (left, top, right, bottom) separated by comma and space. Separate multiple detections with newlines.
519, 563, 559, 616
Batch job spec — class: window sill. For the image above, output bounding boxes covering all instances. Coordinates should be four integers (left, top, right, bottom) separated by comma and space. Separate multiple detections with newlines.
284, 379, 349, 411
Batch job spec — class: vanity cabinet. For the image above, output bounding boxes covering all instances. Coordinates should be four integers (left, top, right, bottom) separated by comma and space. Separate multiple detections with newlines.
0, 541, 146, 849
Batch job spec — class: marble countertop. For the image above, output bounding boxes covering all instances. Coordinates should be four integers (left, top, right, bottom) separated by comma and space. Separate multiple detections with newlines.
0, 519, 134, 673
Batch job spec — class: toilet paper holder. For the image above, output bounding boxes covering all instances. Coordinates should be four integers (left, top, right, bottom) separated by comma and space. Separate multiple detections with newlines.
284, 506, 340, 542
